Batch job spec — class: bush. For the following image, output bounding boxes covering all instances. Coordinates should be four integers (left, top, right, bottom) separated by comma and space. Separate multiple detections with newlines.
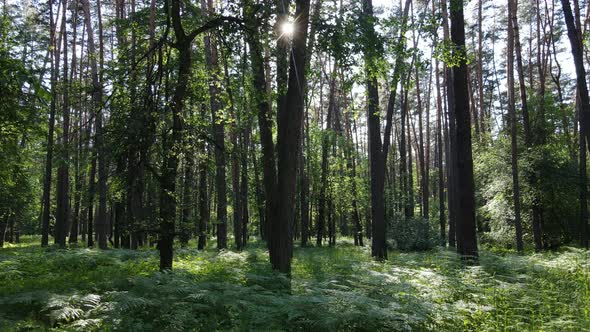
388, 215, 439, 251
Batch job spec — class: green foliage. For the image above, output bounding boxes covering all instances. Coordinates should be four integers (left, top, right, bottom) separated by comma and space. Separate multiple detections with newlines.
388, 215, 439, 251
474, 88, 580, 248
1, 238, 588, 331
433, 40, 474, 67
0, 9, 44, 235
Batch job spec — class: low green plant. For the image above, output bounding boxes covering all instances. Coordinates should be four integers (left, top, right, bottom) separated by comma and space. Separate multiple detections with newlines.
0, 237, 588, 331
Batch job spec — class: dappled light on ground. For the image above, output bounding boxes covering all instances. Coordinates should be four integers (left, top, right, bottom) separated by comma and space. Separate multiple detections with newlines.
0, 238, 588, 331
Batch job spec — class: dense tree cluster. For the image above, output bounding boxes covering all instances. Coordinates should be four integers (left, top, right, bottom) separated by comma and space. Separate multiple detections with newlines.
1, 0, 589, 275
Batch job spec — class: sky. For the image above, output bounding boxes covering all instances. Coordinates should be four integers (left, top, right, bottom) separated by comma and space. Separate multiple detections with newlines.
350, 0, 578, 136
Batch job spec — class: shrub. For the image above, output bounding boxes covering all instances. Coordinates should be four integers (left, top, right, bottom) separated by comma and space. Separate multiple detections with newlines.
388, 215, 438, 251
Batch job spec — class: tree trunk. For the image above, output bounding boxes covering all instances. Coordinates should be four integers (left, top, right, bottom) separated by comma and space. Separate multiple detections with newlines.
270, 0, 311, 274
477, 0, 486, 135
317, 62, 337, 247
407, 100, 415, 218
450, 0, 478, 260
230, 105, 243, 251
55, 0, 70, 248
81, 0, 107, 249
580, 106, 589, 248
362, 0, 387, 260
87, 154, 96, 247
513, 0, 542, 251
562, 0, 590, 248
202, 0, 227, 250
507, 0, 525, 253
443, 0, 457, 249
157, 0, 193, 270
198, 140, 209, 250
436, 57, 446, 246
70, 10, 83, 244
180, 152, 193, 248
241, 121, 250, 247
41, 0, 59, 247
243, 0, 276, 247
0, 215, 7, 248
251, 140, 265, 241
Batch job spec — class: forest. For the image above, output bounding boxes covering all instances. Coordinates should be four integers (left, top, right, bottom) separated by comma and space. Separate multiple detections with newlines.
0, 0, 589, 330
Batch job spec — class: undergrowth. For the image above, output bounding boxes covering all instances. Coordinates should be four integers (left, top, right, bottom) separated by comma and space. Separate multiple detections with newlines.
0, 237, 588, 331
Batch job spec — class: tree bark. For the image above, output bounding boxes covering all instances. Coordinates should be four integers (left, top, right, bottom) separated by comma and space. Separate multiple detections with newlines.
55, 0, 70, 248
269, 0, 311, 274
41, 0, 60, 247
198, 137, 209, 250
81, 0, 107, 249
202, 0, 227, 250
362, 0, 387, 259
507, 0, 525, 253
513, 0, 543, 251
317, 62, 337, 247
562, 0, 590, 248
243, 0, 276, 246
450, 0, 478, 260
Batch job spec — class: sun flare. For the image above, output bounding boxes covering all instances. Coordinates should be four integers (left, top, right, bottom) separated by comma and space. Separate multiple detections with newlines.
281, 21, 294, 35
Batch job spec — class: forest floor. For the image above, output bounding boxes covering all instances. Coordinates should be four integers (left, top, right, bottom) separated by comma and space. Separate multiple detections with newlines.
0, 237, 588, 331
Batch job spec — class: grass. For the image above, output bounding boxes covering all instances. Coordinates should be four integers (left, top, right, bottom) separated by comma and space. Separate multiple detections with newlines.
0, 236, 588, 331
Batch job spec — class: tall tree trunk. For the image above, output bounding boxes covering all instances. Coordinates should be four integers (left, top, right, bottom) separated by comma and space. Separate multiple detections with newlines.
70, 9, 82, 244
180, 152, 193, 248
399, 87, 408, 219
435, 57, 446, 246
198, 138, 209, 250
81, 0, 107, 249
477, 0, 486, 135
345, 104, 363, 246
42, 0, 59, 247
243, 0, 276, 246
513, 0, 542, 251
450, 0, 478, 260
228, 84, 243, 251
507, 0, 525, 253
87, 153, 96, 247
443, 0, 457, 249
240, 120, 250, 247
251, 140, 265, 241
157, 0, 193, 269
202, 0, 227, 250
433, 0, 445, 245
0, 215, 7, 248
299, 0, 322, 248
406, 98, 415, 218
317, 62, 337, 247
55, 0, 70, 248
580, 100, 589, 248
562, 0, 590, 248
417, 64, 429, 220
362, 0, 387, 259
269, 0, 311, 274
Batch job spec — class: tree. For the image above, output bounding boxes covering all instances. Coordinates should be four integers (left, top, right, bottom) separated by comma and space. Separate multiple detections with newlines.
507, 0, 525, 253
41, 0, 58, 247
361, 0, 411, 259
362, 0, 387, 259
317, 61, 337, 247
54, 0, 69, 248
243, 0, 277, 247
269, 0, 311, 274
202, 0, 228, 251
449, 0, 478, 260
561, 0, 590, 248
81, 0, 107, 249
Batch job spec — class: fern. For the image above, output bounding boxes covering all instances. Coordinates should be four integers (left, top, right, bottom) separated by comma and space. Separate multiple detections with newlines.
1, 238, 589, 331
